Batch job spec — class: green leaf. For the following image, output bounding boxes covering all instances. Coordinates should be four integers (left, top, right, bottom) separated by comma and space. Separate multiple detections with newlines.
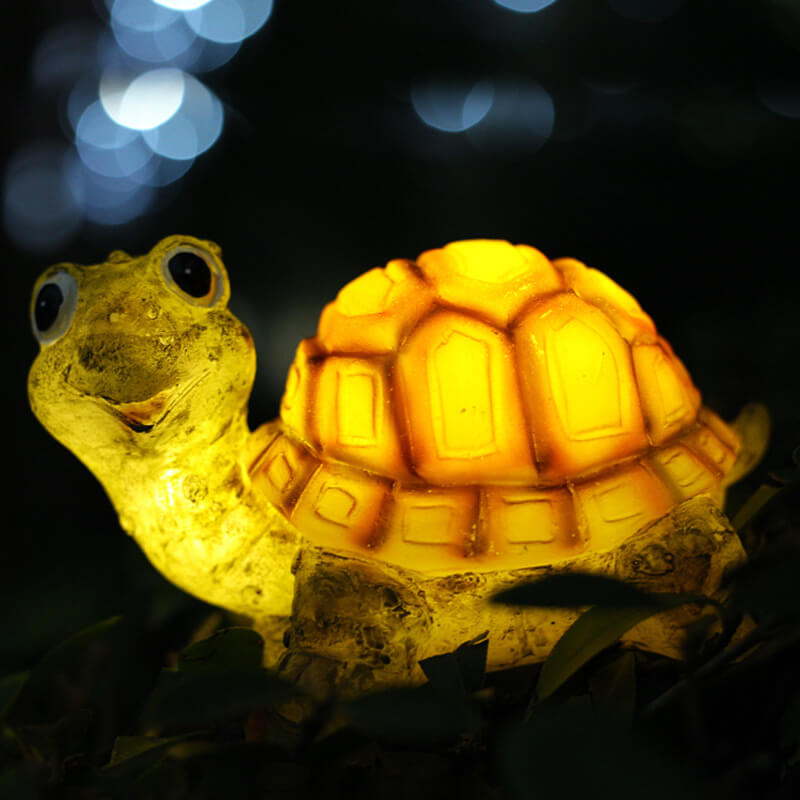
589, 652, 637, 723
419, 632, 488, 695
732, 484, 782, 532
728, 544, 800, 621
499, 706, 698, 800
0, 673, 29, 721
103, 733, 199, 781
12, 708, 93, 781
108, 733, 191, 766
374, 751, 452, 797
6, 616, 121, 724
178, 628, 264, 674
0, 765, 38, 800
455, 633, 489, 693
418, 652, 465, 695
780, 687, 800, 768
341, 685, 480, 746
29, 616, 121, 674
536, 605, 662, 702
492, 572, 710, 610
141, 669, 301, 732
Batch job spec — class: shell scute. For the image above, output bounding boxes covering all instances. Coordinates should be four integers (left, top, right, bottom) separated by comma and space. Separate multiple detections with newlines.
316, 355, 409, 479
317, 259, 433, 354
683, 422, 738, 478
573, 461, 675, 552
395, 309, 537, 484
250, 429, 318, 515
552, 257, 657, 343
649, 444, 720, 504
417, 239, 563, 328
267, 240, 740, 573
513, 292, 649, 480
632, 342, 699, 444
290, 462, 390, 550
376, 485, 480, 571
697, 406, 740, 454
280, 338, 323, 449
483, 486, 578, 564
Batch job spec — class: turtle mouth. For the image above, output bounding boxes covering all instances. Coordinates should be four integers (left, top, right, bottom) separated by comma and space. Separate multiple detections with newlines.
105, 394, 169, 433
101, 371, 209, 434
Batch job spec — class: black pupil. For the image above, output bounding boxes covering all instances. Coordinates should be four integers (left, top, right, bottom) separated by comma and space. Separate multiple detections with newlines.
168, 251, 212, 298
35, 283, 64, 332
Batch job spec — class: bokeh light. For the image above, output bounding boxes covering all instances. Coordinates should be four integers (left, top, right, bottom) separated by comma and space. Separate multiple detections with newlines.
65, 156, 156, 225
411, 81, 495, 133
3, 142, 83, 252
66, 73, 103, 133
185, 0, 274, 44
141, 74, 223, 159
111, 0, 180, 32
168, 35, 241, 73
492, 0, 558, 13
468, 81, 555, 153
608, 0, 686, 24
100, 68, 185, 130
111, 2, 197, 64
75, 100, 154, 178
757, 82, 800, 119
411, 79, 555, 154
154, 0, 213, 9
137, 153, 195, 186
5, 0, 275, 244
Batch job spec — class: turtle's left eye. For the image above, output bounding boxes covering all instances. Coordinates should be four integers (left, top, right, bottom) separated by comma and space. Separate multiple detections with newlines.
161, 246, 223, 307
31, 271, 78, 345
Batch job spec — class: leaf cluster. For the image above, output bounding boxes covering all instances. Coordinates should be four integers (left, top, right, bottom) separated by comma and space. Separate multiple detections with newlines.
1, 461, 799, 799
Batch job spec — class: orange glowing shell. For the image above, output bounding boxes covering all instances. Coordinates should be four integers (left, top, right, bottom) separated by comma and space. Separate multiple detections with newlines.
250, 240, 740, 572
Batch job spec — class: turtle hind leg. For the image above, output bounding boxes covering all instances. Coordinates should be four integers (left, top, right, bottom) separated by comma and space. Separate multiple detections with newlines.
278, 547, 434, 702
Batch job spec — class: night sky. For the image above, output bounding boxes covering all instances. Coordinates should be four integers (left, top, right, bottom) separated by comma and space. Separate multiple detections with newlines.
3, 0, 799, 671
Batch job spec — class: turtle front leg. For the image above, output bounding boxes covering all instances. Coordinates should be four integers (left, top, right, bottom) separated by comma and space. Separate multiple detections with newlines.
278, 547, 434, 701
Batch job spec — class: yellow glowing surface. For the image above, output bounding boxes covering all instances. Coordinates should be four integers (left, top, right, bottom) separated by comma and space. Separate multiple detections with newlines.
28, 235, 748, 678
273, 238, 742, 571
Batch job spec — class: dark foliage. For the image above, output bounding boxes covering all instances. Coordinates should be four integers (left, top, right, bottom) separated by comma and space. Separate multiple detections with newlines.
2, 461, 798, 799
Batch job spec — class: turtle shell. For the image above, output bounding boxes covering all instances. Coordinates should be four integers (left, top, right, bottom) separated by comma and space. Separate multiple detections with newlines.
250, 240, 740, 572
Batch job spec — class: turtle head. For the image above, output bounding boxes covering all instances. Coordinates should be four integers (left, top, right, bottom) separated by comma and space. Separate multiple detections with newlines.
27, 235, 256, 478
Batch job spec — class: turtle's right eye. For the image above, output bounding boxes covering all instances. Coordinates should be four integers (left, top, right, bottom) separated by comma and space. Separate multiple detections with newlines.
161, 245, 224, 308
31, 271, 78, 345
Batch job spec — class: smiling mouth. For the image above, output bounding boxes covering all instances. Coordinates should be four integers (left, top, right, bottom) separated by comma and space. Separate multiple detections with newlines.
106, 395, 169, 433
100, 371, 209, 434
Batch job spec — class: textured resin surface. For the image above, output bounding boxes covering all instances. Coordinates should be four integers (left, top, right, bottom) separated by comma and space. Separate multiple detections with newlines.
255, 239, 740, 571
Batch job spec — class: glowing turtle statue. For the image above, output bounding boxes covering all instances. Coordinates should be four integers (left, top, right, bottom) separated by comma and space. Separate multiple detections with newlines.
28, 236, 766, 696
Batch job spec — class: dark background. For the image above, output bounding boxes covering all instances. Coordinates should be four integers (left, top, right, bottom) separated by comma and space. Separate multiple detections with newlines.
3, 0, 799, 673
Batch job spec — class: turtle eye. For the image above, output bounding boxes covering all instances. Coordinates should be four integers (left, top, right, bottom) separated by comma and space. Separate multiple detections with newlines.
161, 246, 223, 307
31, 271, 78, 345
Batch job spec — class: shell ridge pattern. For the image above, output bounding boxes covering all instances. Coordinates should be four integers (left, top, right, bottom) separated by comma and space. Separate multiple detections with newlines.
384, 357, 422, 483
617, 327, 650, 452
542, 286, 651, 452
390, 302, 438, 478
681, 423, 738, 480
506, 288, 569, 331
266, 240, 739, 573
